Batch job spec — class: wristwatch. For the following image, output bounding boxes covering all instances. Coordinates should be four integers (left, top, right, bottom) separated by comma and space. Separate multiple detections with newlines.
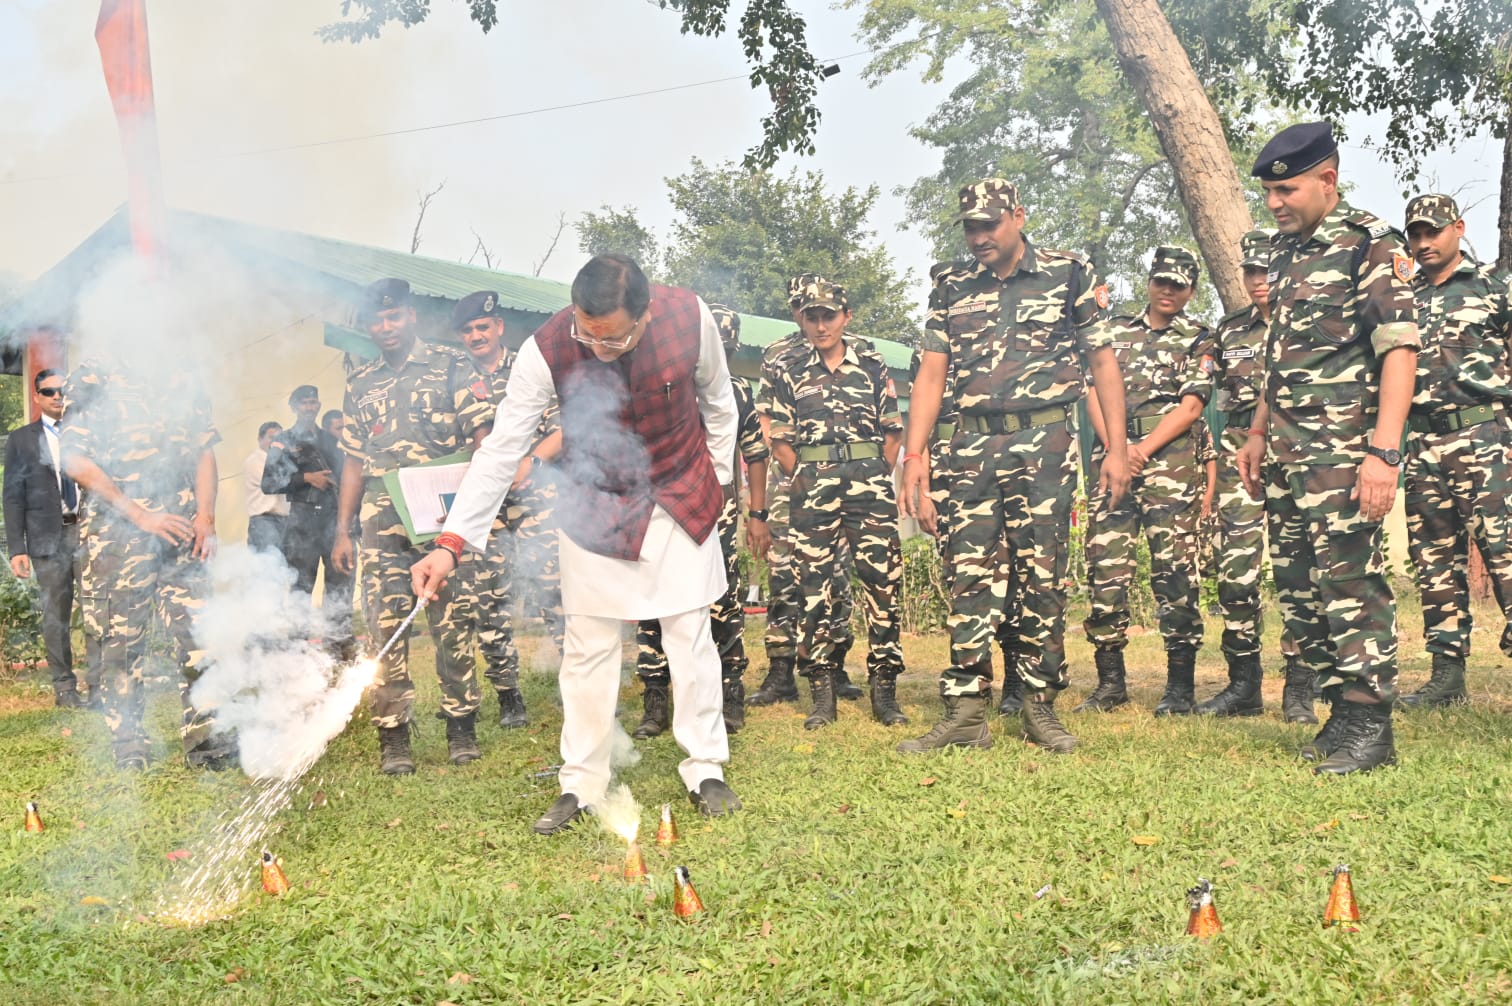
747, 509, 770, 521
1364, 444, 1401, 466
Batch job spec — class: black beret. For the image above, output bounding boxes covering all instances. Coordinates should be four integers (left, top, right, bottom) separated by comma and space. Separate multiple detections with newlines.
287, 385, 319, 404
360, 278, 412, 319
451, 290, 504, 330
1251, 122, 1337, 180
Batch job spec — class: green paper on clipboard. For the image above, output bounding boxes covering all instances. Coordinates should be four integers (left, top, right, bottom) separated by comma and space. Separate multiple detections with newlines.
381, 450, 473, 545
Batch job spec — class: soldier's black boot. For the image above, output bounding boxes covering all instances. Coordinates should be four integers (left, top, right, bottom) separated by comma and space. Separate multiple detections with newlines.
1281, 656, 1318, 724
377, 724, 415, 776
869, 673, 909, 726
1399, 653, 1469, 709
804, 667, 838, 731
896, 693, 992, 753
633, 682, 671, 739
496, 688, 527, 729
1194, 653, 1263, 717
1021, 689, 1078, 753
1314, 699, 1396, 775
832, 641, 863, 700
446, 712, 481, 765
1299, 685, 1344, 761
722, 678, 745, 734
1153, 646, 1197, 717
746, 657, 799, 706
997, 673, 1024, 715
1074, 648, 1129, 713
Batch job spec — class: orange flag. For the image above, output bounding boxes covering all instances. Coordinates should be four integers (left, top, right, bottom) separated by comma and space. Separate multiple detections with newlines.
95, 0, 165, 259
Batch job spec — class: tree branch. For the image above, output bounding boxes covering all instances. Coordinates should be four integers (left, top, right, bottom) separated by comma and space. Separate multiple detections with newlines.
411, 181, 445, 255
533, 211, 567, 277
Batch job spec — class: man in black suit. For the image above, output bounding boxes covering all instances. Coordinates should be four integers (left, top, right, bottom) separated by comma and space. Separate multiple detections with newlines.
4, 369, 84, 707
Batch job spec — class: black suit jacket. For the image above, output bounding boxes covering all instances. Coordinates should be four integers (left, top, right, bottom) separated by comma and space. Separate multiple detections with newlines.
3, 419, 67, 559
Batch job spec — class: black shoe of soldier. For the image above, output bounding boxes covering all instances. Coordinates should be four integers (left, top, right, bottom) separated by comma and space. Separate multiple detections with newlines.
533, 793, 585, 835
497, 688, 528, 729
688, 778, 743, 817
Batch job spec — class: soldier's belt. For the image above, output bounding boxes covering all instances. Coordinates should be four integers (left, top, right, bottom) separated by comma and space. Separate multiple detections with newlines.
958, 406, 1067, 436
935, 422, 956, 441
1127, 414, 1179, 438
796, 442, 883, 464
1408, 403, 1500, 436
1227, 407, 1256, 429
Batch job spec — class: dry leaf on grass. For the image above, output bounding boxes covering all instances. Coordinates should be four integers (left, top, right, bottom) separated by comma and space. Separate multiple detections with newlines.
1131, 835, 1160, 846
918, 776, 937, 787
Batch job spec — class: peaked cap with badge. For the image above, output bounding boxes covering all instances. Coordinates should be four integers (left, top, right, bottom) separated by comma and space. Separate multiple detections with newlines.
1250, 121, 1337, 180
452, 290, 505, 330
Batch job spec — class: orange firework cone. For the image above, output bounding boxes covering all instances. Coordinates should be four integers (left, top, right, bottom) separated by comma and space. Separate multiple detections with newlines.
1324, 864, 1360, 928
260, 849, 290, 895
655, 803, 679, 846
672, 865, 704, 919
623, 841, 648, 881
1185, 878, 1222, 938
23, 801, 44, 833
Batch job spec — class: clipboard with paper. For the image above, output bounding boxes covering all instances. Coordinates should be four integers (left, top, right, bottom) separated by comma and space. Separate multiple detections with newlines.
381, 450, 473, 545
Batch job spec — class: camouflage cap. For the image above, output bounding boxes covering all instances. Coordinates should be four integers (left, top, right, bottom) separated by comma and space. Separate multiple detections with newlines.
1148, 245, 1200, 287
708, 303, 741, 352
1239, 229, 1271, 269
795, 279, 849, 313
451, 290, 504, 330
1251, 121, 1337, 180
1405, 193, 1460, 229
360, 277, 411, 319
953, 178, 1020, 223
786, 272, 828, 311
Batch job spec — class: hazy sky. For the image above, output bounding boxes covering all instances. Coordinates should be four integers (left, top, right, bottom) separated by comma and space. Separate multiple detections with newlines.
1, 1, 1504, 305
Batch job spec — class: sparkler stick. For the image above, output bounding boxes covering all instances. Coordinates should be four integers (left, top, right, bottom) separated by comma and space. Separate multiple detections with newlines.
372, 597, 430, 664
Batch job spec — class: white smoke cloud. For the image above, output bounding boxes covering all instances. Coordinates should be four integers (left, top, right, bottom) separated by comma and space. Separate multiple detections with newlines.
188, 544, 367, 781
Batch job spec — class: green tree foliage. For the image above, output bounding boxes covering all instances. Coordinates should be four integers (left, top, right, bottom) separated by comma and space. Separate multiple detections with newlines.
849, 0, 1274, 315
575, 206, 661, 272
659, 159, 917, 344
318, 0, 825, 169
575, 159, 917, 344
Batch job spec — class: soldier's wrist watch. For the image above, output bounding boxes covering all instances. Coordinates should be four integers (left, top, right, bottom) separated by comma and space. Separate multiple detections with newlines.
747, 509, 770, 521
1364, 444, 1401, 467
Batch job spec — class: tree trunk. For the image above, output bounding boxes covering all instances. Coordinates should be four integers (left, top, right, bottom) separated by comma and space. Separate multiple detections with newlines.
1498, 118, 1511, 273
1093, 0, 1253, 313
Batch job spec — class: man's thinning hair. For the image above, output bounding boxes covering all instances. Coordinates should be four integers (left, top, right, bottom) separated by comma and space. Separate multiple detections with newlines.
572, 254, 651, 319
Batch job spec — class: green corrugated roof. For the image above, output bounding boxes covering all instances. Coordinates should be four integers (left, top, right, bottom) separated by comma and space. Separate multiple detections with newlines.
10, 205, 915, 379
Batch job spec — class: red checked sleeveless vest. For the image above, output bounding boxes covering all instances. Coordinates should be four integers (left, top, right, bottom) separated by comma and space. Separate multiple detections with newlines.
535, 285, 721, 560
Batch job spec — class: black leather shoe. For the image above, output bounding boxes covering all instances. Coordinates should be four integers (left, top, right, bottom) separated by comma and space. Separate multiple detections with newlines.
533, 793, 585, 835
497, 688, 528, 729
688, 778, 743, 817
55, 691, 85, 709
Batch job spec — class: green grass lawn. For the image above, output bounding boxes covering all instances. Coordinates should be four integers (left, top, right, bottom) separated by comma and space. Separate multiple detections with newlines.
3, 595, 1511, 1005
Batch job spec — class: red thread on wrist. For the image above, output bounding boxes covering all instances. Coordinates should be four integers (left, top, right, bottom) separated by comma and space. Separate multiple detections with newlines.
902, 453, 925, 465
1246, 427, 1268, 438
434, 532, 465, 562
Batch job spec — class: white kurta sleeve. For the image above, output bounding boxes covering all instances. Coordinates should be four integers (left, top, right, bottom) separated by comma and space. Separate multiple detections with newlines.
693, 298, 738, 486
441, 336, 554, 552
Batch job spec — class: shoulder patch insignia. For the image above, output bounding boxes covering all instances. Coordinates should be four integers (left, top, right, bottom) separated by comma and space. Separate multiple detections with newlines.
1094, 285, 1111, 310
470, 379, 491, 401
884, 377, 897, 399
1200, 355, 1215, 375
1393, 254, 1414, 284
1367, 222, 1392, 239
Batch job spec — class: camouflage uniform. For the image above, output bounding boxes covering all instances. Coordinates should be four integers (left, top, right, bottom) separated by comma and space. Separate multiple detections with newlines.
925, 242, 1111, 697
758, 328, 856, 668
1263, 199, 1419, 701
766, 280, 906, 725
1401, 194, 1512, 702
1083, 304, 1209, 659
457, 354, 563, 696
62, 361, 224, 766
341, 338, 491, 729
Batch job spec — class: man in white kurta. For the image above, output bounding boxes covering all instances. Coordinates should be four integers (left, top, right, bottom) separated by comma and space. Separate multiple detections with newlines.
413, 255, 740, 834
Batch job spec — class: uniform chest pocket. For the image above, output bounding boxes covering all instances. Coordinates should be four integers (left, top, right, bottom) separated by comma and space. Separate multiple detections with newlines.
1015, 303, 1064, 353
1291, 287, 1355, 346
948, 303, 994, 340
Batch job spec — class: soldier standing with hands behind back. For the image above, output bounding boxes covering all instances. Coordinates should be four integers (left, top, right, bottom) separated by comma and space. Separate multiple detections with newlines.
1238, 122, 1420, 775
